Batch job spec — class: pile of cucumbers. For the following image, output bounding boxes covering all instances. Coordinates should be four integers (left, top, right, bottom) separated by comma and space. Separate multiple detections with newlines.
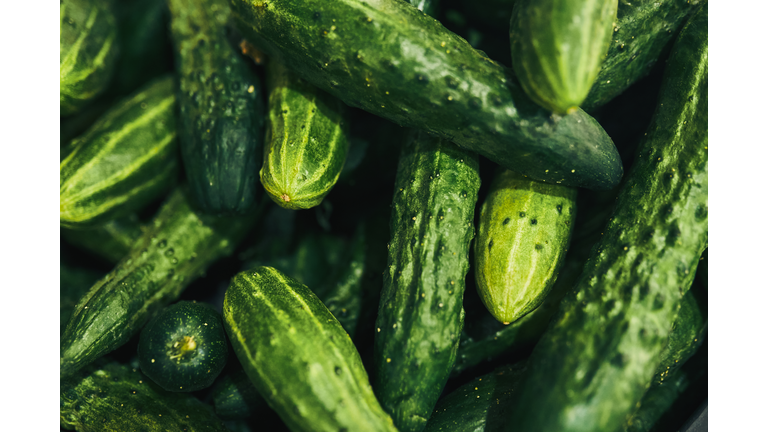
60, 0, 708, 431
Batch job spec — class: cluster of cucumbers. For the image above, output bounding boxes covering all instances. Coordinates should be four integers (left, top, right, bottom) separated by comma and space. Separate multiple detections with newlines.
60, 0, 708, 431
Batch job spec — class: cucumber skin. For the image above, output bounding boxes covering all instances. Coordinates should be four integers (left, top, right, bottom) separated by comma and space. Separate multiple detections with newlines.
583, 0, 703, 112
60, 361, 228, 431
60, 188, 255, 378
212, 369, 267, 420
61, 215, 144, 264
60, 0, 120, 116
474, 169, 576, 324
509, 0, 617, 113
170, 0, 265, 215
374, 131, 480, 432
223, 267, 398, 432
60, 264, 103, 336
230, 0, 623, 191
507, 4, 708, 431
60, 76, 179, 228
260, 59, 350, 210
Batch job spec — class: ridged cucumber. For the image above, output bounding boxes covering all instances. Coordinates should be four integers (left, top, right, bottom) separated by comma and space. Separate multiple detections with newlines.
509, 0, 618, 113
230, 0, 623, 190
474, 169, 577, 324
260, 58, 350, 210
61, 215, 144, 264
60, 76, 179, 228
60, 187, 256, 378
223, 267, 398, 432
506, 4, 708, 430
374, 131, 480, 432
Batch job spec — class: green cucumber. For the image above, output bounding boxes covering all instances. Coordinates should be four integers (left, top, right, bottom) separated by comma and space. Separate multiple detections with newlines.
170, 0, 265, 214
212, 368, 267, 420
60, 187, 256, 378
697, 248, 707, 290
60, 263, 103, 336
374, 131, 480, 432
506, 4, 708, 431
407, 0, 440, 18
260, 58, 350, 210
230, 0, 623, 191
61, 215, 144, 264
60, 361, 228, 431
60, 75, 180, 228
424, 362, 527, 432
474, 169, 577, 324
509, 0, 617, 113
138, 301, 229, 392
582, 0, 704, 112
223, 267, 398, 432
60, 0, 120, 115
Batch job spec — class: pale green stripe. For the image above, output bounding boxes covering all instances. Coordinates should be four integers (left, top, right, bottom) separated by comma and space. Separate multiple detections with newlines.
60, 6, 99, 79
293, 123, 343, 200
288, 91, 318, 196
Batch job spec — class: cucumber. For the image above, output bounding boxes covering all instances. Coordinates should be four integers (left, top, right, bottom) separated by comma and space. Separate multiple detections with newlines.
374, 131, 480, 432
407, 0, 439, 17
223, 267, 398, 432
506, 4, 708, 430
474, 169, 577, 324
230, 0, 623, 191
60, 187, 256, 378
169, 0, 265, 215
697, 248, 707, 290
60, 263, 103, 336
60, 0, 120, 115
260, 58, 350, 210
138, 301, 229, 392
212, 368, 267, 420
582, 0, 704, 112
424, 362, 527, 432
61, 215, 144, 264
509, 0, 617, 114
60, 361, 228, 431
60, 75, 179, 228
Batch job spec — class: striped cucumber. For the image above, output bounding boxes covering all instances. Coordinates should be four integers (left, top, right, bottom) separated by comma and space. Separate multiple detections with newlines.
260, 58, 350, 210
506, 4, 708, 430
223, 267, 398, 432
374, 131, 480, 432
474, 169, 577, 324
60, 76, 179, 228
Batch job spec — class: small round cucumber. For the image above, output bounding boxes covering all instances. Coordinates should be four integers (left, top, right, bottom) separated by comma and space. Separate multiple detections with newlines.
138, 300, 228, 392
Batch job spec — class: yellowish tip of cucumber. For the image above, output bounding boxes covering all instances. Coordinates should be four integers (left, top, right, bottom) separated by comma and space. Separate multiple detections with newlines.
566, 106, 579, 115
280, 193, 291, 203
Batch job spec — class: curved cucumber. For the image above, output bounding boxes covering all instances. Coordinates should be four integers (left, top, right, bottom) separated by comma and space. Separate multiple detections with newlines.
170, 0, 265, 214
60, 0, 120, 115
509, 0, 617, 113
230, 0, 623, 191
474, 169, 576, 324
507, 4, 708, 431
260, 59, 350, 210
60, 75, 179, 228
374, 131, 480, 432
223, 267, 398, 432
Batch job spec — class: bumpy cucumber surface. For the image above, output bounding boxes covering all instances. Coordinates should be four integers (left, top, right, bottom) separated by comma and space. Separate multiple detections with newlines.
223, 267, 398, 432
261, 59, 350, 210
60, 361, 228, 431
60, 0, 120, 115
583, 0, 703, 111
509, 0, 617, 113
474, 169, 576, 324
374, 131, 480, 432
231, 0, 622, 191
61, 215, 144, 264
506, 5, 708, 431
60, 188, 255, 378
60, 75, 179, 228
170, 0, 265, 214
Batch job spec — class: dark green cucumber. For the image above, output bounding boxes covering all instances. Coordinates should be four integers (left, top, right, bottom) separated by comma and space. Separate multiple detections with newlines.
60, 361, 228, 431
60, 0, 120, 115
509, 0, 617, 113
507, 4, 708, 431
260, 58, 350, 210
424, 362, 527, 432
60, 75, 179, 228
212, 368, 267, 420
60, 187, 255, 378
374, 131, 480, 432
474, 169, 577, 324
138, 301, 229, 392
170, 0, 265, 214
61, 215, 144, 264
60, 263, 103, 336
582, 0, 704, 112
230, 0, 623, 191
223, 267, 398, 432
